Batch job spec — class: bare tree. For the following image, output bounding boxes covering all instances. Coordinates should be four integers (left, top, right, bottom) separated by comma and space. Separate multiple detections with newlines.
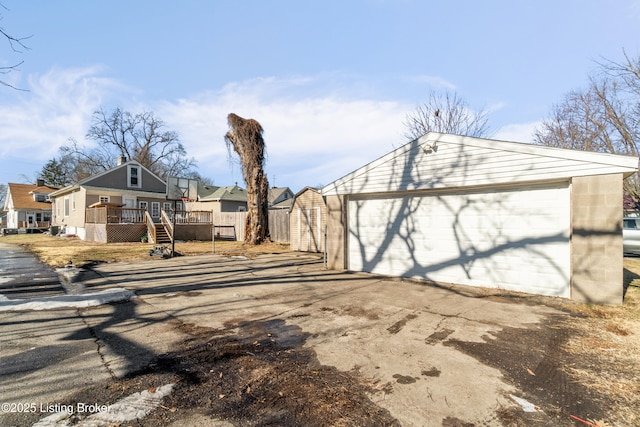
534, 52, 640, 199
1, 2, 30, 90
403, 90, 491, 140
224, 113, 270, 245
60, 107, 197, 181
0, 183, 6, 208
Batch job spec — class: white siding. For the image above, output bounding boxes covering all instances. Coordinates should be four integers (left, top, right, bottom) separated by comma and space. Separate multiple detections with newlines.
347, 183, 571, 297
324, 133, 639, 196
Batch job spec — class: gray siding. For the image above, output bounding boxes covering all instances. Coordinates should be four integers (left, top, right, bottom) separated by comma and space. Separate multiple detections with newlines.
83, 162, 166, 193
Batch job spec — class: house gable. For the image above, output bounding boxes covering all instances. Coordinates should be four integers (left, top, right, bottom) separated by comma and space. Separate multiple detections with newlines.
5, 183, 61, 211
81, 161, 166, 193
322, 132, 640, 196
268, 187, 294, 206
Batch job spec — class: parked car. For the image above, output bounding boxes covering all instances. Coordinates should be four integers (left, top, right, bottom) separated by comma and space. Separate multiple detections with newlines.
623, 217, 640, 255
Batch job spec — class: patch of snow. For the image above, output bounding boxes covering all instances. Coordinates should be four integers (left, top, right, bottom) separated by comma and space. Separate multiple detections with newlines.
32, 411, 72, 427
0, 288, 136, 312
510, 394, 538, 412
32, 384, 174, 427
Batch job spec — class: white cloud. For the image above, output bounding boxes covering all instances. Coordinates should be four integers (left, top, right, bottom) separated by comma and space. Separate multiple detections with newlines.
4, 68, 545, 192
0, 66, 124, 161
0, 69, 413, 189
158, 76, 411, 189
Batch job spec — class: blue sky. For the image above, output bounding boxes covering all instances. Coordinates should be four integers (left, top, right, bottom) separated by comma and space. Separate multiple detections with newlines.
1, 1, 639, 192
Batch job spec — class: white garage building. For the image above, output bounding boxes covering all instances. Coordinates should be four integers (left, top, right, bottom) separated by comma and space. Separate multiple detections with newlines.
322, 133, 639, 304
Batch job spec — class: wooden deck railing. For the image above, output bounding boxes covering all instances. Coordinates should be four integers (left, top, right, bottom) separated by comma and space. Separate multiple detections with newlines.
161, 209, 174, 240
145, 211, 157, 243
86, 207, 212, 225
170, 210, 212, 224
86, 207, 147, 224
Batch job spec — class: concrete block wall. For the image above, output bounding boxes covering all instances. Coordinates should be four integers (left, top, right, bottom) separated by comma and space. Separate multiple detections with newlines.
571, 173, 623, 304
325, 195, 346, 270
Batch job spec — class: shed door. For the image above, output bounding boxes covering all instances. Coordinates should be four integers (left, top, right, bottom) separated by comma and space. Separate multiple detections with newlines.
347, 183, 570, 297
298, 207, 322, 252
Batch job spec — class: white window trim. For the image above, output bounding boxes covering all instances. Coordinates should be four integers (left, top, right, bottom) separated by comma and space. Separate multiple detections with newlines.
151, 202, 160, 218
127, 165, 142, 189
99, 196, 110, 203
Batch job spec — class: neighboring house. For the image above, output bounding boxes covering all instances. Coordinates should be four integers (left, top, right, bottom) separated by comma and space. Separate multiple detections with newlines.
322, 132, 640, 305
48, 158, 168, 242
2, 180, 61, 231
268, 187, 294, 209
290, 187, 326, 252
192, 184, 248, 212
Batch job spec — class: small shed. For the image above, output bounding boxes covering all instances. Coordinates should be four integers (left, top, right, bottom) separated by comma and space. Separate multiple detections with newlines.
322, 132, 640, 304
290, 187, 327, 252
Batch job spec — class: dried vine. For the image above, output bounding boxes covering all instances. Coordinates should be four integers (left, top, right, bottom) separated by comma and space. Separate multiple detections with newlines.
224, 113, 270, 245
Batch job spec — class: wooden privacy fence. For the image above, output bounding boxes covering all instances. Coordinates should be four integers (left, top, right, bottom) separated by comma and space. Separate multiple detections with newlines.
268, 210, 289, 243
211, 210, 290, 243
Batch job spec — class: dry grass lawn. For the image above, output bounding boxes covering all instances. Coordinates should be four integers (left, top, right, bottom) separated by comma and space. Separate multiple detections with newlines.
0, 234, 290, 268
556, 260, 640, 426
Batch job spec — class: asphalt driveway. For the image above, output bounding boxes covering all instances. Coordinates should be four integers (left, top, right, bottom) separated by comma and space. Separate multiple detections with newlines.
0, 242, 65, 299
0, 251, 600, 426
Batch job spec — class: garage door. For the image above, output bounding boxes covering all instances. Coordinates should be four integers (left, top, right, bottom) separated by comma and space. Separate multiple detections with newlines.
347, 183, 570, 297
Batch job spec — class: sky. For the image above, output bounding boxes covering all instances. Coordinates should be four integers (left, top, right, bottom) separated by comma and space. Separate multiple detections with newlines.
1, 1, 639, 193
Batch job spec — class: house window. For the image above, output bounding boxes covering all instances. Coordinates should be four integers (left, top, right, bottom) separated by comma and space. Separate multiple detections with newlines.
163, 202, 172, 213
151, 202, 160, 218
139, 201, 148, 211
35, 194, 46, 202
72, 192, 76, 210
64, 197, 70, 217
99, 196, 110, 203
128, 165, 141, 188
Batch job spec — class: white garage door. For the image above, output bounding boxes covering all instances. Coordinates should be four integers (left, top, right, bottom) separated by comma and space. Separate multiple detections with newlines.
348, 183, 571, 297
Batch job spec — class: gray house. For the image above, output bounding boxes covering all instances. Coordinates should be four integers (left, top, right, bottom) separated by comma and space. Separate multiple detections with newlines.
48, 158, 167, 242
193, 184, 249, 212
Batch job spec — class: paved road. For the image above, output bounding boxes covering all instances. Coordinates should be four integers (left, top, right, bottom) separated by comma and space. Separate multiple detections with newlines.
0, 242, 65, 300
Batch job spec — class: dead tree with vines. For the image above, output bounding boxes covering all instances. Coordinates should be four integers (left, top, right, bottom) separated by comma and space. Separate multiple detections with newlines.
224, 113, 270, 245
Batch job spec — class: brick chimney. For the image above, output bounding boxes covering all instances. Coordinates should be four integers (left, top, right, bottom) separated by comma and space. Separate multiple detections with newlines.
36, 179, 45, 187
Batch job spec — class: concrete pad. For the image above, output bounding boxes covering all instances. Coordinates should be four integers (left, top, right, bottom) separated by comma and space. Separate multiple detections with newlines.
74, 252, 566, 425
77, 298, 188, 378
